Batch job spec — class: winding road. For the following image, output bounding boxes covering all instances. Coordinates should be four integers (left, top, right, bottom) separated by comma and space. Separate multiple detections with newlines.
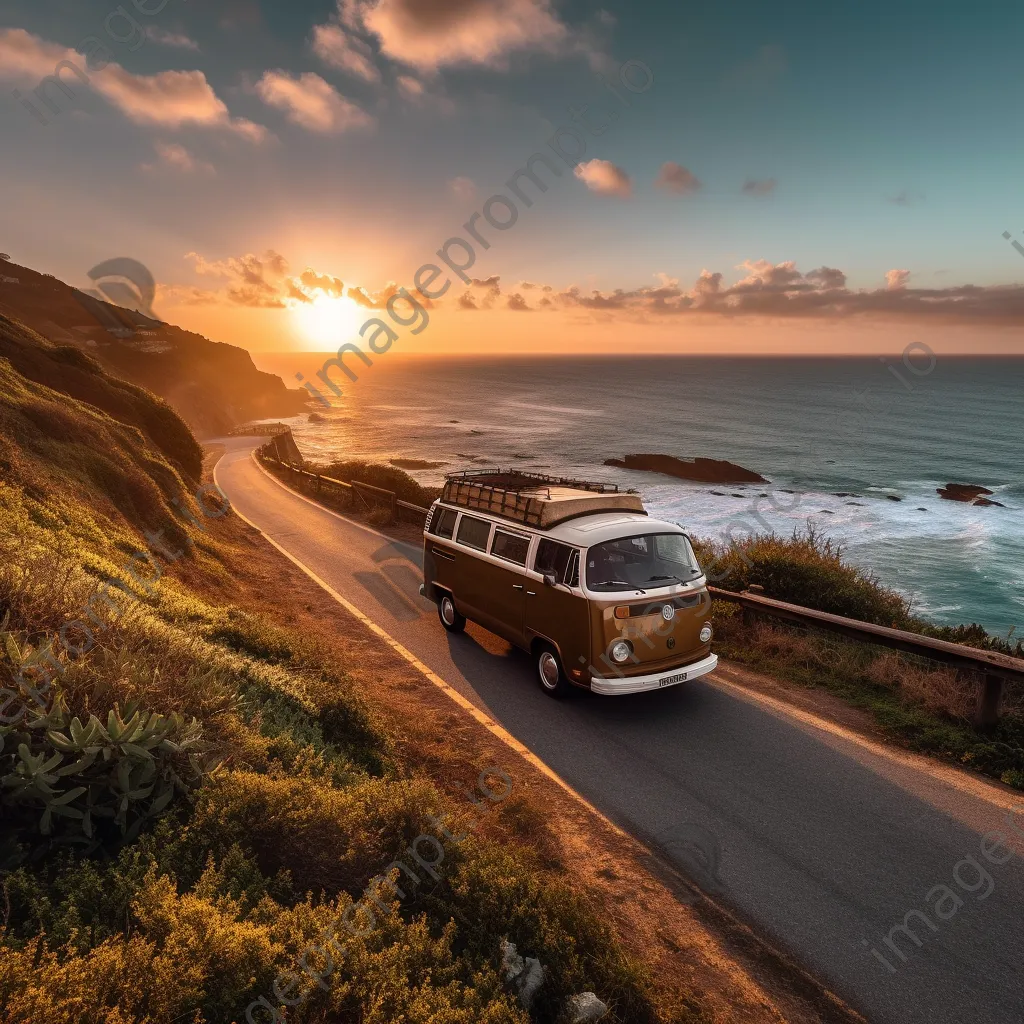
214, 437, 1024, 1024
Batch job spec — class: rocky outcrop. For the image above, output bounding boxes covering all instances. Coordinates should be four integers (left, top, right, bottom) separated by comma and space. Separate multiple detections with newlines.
0, 259, 308, 437
263, 428, 303, 464
937, 483, 1002, 506
390, 458, 447, 470
605, 454, 767, 484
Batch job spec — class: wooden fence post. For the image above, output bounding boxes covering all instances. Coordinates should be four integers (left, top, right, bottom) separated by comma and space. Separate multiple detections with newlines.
743, 585, 764, 628
975, 673, 1005, 730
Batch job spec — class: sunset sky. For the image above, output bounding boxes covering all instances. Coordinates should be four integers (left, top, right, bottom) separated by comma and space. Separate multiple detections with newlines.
2, 0, 1024, 355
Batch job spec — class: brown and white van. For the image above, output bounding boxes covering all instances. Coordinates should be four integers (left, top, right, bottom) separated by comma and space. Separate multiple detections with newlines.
420, 470, 717, 697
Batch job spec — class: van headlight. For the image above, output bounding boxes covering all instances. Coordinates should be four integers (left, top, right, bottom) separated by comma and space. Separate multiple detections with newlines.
610, 639, 634, 664
700, 625, 713, 643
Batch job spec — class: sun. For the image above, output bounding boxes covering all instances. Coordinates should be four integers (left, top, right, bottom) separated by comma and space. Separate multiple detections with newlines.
292, 293, 364, 350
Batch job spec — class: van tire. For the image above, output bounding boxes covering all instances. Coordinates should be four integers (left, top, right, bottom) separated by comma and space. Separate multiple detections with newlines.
437, 592, 466, 633
536, 643, 571, 698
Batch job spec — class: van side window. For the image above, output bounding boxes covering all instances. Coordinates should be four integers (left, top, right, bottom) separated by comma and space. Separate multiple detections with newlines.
491, 530, 530, 565
456, 514, 491, 551
566, 549, 580, 587
534, 539, 575, 585
430, 507, 458, 539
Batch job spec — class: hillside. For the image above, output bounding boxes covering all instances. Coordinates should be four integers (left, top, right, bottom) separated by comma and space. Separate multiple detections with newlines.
0, 319, 695, 1023
0, 259, 307, 437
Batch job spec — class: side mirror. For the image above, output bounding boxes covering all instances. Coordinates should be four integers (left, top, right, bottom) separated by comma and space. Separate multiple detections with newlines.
542, 572, 558, 588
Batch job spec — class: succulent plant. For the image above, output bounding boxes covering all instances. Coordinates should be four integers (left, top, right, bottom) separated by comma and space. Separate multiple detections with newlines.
1, 692, 217, 853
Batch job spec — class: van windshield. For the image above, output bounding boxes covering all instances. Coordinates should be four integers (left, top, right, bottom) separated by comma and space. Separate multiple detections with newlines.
586, 533, 701, 592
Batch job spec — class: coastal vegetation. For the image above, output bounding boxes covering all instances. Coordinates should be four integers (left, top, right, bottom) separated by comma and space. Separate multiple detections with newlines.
0, 320, 674, 1023
696, 528, 1024, 788
318, 458, 442, 508
694, 526, 1022, 655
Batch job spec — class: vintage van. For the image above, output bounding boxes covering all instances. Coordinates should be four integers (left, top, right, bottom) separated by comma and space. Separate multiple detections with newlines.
420, 469, 717, 697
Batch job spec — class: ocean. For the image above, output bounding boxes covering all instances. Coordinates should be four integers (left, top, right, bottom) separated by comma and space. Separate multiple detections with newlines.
252, 353, 1024, 638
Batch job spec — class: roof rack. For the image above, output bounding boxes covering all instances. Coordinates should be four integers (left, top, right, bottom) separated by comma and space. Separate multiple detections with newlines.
441, 468, 644, 528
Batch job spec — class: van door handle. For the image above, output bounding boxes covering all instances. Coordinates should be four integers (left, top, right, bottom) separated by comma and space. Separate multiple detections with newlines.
512, 584, 524, 590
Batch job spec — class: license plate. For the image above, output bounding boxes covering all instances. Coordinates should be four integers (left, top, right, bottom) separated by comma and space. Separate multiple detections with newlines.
658, 672, 687, 687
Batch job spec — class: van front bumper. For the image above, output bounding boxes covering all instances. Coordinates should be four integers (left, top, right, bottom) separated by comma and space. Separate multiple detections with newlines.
589, 652, 718, 695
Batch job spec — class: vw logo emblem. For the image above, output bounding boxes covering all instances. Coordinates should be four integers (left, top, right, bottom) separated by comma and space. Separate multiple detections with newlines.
661, 603, 675, 621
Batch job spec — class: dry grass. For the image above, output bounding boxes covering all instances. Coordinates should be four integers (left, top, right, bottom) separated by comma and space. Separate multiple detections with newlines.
862, 651, 976, 721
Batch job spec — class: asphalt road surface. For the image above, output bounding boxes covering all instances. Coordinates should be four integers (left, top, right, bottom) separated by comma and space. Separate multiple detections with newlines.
214, 437, 1024, 1024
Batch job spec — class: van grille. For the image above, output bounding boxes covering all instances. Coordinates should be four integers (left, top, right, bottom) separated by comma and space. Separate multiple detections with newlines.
621, 594, 702, 617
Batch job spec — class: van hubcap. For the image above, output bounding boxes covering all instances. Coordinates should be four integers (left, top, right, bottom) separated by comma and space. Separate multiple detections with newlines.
441, 597, 456, 624
538, 652, 560, 688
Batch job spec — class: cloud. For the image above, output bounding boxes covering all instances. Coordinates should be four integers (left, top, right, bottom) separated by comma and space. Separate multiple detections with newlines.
656, 162, 701, 195
256, 70, 373, 133
448, 175, 475, 200
742, 177, 777, 196
174, 248, 1023, 328
311, 22, 380, 82
574, 158, 631, 197
396, 74, 425, 99
142, 141, 215, 175
144, 27, 201, 51
0, 29, 266, 138
99, 66, 267, 137
806, 266, 847, 290
734, 259, 803, 289
349, 0, 569, 71
347, 280, 438, 309
538, 260, 1024, 325
300, 269, 346, 297
184, 250, 372, 310
187, 249, 292, 307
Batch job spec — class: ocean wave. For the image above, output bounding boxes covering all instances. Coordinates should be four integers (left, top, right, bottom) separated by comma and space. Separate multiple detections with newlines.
503, 400, 605, 417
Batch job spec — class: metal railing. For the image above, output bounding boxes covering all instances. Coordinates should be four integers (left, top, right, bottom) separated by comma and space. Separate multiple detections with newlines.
257, 449, 1024, 726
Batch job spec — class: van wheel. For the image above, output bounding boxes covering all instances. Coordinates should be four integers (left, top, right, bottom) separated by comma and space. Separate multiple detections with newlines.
536, 643, 571, 698
437, 593, 466, 633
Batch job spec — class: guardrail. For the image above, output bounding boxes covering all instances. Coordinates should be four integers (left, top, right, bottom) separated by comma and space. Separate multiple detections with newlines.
257, 449, 1023, 727
258, 454, 428, 524
710, 586, 1024, 727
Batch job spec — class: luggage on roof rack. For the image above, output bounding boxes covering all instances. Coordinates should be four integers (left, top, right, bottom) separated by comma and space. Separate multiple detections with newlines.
441, 468, 645, 529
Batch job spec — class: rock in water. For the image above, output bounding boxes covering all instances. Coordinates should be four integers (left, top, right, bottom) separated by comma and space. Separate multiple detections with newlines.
937, 483, 994, 503
604, 454, 767, 484
568, 992, 609, 1021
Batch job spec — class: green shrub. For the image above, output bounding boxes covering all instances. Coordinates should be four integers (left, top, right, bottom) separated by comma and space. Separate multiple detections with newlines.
695, 525, 911, 626
1, 693, 215, 862
320, 459, 440, 507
